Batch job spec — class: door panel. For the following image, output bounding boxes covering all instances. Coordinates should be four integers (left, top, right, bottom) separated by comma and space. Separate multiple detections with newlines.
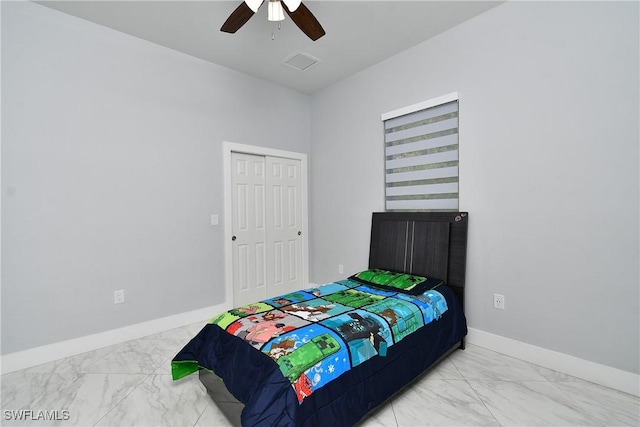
273, 241, 283, 286
288, 240, 299, 281
266, 157, 303, 297
231, 153, 267, 306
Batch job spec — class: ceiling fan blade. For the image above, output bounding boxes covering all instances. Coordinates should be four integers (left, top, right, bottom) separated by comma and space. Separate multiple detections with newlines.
283, 2, 325, 41
221, 2, 255, 33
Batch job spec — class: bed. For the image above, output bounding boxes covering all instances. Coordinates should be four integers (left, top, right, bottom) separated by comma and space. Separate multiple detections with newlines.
172, 211, 468, 426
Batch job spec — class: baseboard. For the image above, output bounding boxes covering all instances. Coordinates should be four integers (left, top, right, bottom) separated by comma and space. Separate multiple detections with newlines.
467, 327, 640, 397
0, 302, 230, 375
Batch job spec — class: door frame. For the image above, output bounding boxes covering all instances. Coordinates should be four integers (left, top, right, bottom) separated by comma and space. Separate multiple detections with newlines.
223, 141, 309, 308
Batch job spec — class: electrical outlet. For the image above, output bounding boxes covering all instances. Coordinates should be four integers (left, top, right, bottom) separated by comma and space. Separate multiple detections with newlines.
114, 290, 125, 304
338, 264, 344, 274
493, 293, 505, 310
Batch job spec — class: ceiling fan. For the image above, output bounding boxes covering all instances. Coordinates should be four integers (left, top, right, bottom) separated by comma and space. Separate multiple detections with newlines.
221, 0, 326, 41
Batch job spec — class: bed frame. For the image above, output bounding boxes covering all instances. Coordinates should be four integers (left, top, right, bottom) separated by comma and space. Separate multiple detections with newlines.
199, 211, 468, 426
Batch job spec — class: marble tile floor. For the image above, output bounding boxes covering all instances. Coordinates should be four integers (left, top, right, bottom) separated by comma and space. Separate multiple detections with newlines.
1, 321, 638, 427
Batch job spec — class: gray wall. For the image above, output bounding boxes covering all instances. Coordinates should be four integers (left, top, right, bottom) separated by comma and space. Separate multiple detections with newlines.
3, 0, 639, 377
1, 2, 310, 354
309, 1, 639, 374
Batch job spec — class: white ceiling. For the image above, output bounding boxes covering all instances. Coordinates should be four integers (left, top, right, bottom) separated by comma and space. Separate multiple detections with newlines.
36, 0, 502, 94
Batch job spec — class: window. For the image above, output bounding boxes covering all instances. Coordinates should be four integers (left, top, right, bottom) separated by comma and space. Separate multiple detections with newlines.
381, 93, 459, 212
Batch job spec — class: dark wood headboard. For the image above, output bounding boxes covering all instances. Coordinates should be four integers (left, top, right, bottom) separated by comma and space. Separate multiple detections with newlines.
368, 212, 468, 307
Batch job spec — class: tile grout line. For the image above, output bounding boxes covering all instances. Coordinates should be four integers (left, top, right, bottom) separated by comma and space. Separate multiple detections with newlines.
449, 358, 503, 427
389, 399, 399, 427
91, 372, 153, 427
86, 334, 195, 426
191, 401, 209, 427
86, 342, 172, 427
543, 380, 610, 426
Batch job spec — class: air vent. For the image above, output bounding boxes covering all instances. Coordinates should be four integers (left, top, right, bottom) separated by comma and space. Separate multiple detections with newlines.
282, 51, 320, 71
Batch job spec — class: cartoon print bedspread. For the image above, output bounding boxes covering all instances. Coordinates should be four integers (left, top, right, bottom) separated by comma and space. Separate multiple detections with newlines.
172, 279, 448, 404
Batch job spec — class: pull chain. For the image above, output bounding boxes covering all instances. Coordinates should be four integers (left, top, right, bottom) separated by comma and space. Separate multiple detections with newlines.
271, 21, 282, 40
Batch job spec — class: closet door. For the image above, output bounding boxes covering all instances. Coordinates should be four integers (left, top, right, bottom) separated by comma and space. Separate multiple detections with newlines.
265, 156, 303, 298
231, 152, 267, 306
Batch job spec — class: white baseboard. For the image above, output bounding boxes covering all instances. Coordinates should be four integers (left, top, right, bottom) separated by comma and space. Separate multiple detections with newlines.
0, 302, 230, 375
467, 327, 640, 397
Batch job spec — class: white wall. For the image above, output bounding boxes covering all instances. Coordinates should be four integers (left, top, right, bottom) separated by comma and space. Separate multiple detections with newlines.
310, 1, 639, 375
1, 1, 310, 355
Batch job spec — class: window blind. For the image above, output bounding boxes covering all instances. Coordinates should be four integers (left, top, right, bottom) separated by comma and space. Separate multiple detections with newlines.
383, 99, 459, 212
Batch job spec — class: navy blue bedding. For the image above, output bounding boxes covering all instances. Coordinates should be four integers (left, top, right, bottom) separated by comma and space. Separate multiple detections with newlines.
172, 282, 466, 426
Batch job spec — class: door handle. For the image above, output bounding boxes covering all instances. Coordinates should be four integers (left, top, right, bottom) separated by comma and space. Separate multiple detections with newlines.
298, 231, 302, 236
232, 235, 237, 241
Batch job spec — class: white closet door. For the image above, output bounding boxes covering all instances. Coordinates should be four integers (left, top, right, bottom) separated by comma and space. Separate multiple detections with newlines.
231, 152, 267, 307
265, 156, 303, 298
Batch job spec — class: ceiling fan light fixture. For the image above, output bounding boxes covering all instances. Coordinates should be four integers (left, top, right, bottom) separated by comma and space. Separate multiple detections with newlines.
267, 0, 285, 21
282, 0, 301, 12
244, 0, 263, 13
